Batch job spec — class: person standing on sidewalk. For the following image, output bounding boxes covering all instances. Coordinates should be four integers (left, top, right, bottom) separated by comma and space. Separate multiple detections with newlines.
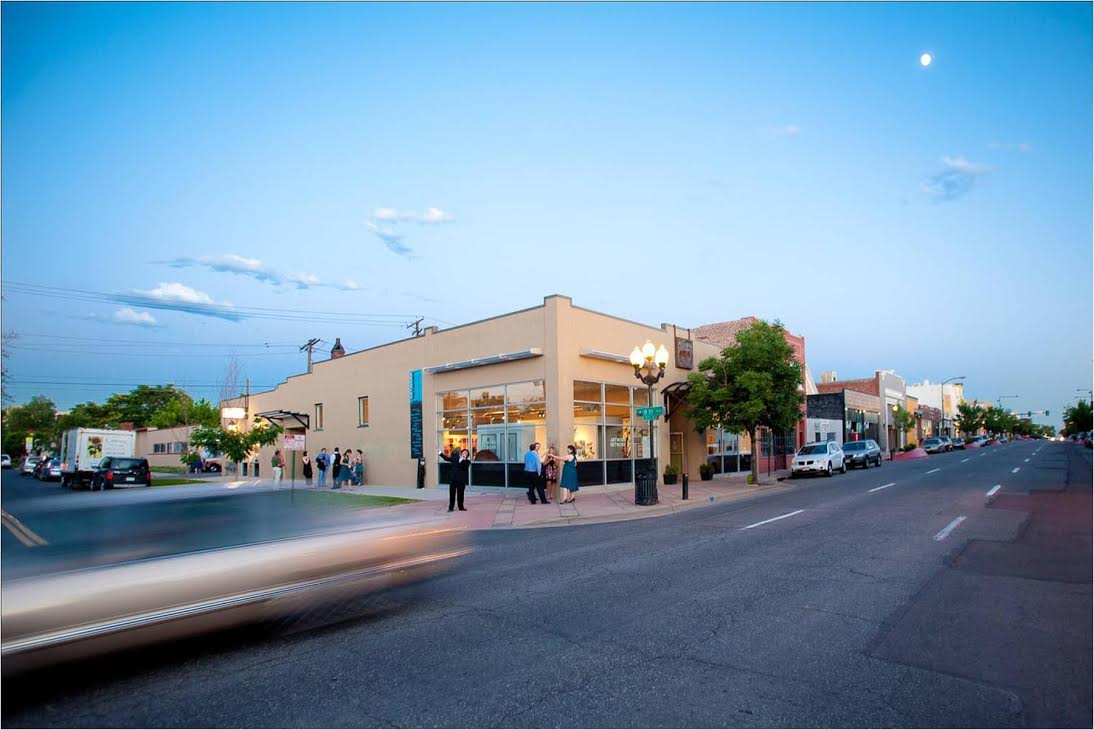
316, 448, 329, 488
271, 450, 284, 485
302, 451, 313, 486
439, 447, 470, 511
354, 449, 364, 486
331, 448, 342, 489
524, 443, 548, 504
543, 446, 560, 502
341, 447, 353, 487
559, 445, 579, 504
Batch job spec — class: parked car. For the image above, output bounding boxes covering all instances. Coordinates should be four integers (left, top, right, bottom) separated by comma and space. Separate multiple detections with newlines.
791, 441, 846, 477
923, 438, 945, 454
1, 454, 11, 469
91, 457, 152, 490
951, 437, 966, 450
20, 456, 41, 476
938, 436, 954, 452
39, 458, 62, 481
33, 458, 53, 480
842, 439, 882, 469
998, 435, 1008, 444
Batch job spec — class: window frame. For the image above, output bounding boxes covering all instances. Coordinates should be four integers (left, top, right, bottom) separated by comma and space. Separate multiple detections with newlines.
357, 396, 369, 427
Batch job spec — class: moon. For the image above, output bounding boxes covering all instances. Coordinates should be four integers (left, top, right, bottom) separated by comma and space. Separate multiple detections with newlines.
920, 52, 933, 67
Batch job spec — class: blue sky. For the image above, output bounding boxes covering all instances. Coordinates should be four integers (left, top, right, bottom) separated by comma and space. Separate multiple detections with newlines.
2, 2, 1091, 425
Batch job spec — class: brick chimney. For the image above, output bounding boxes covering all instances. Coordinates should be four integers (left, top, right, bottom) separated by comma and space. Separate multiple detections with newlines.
330, 338, 345, 359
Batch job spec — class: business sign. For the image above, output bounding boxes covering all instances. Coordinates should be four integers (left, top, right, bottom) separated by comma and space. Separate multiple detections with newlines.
24, 436, 33, 454
637, 406, 664, 421
409, 369, 423, 459
675, 336, 694, 370
284, 434, 306, 451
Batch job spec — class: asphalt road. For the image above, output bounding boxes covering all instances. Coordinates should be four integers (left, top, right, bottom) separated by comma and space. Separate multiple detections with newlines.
2, 440, 1090, 728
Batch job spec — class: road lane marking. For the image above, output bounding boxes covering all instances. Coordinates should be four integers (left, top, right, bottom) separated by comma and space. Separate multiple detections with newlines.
926, 468, 941, 474
741, 509, 805, 530
0, 510, 47, 547
1012, 467, 1020, 474
934, 516, 967, 541
869, 482, 896, 493
986, 484, 1002, 497
961, 458, 970, 463
1024, 458, 1030, 463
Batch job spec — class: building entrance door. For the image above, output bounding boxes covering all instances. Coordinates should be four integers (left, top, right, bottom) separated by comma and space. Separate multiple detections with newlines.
669, 432, 685, 476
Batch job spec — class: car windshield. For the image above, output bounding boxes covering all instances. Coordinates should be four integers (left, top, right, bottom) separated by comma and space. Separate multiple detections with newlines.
110, 458, 145, 469
798, 444, 829, 455
843, 442, 866, 451
925, 439, 941, 445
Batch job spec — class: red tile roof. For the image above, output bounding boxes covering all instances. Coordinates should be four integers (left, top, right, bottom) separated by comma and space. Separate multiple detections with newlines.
692, 317, 761, 348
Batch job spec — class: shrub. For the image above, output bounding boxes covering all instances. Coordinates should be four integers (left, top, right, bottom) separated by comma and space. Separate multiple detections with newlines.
902, 443, 918, 452
699, 463, 714, 476
746, 473, 758, 485
664, 463, 679, 476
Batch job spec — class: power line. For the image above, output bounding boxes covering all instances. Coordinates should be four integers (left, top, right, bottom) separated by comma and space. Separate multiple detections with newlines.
11, 334, 301, 348
5, 346, 297, 358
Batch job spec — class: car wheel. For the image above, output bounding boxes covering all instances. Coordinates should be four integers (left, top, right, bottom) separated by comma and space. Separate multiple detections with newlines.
825, 462, 833, 477
840, 461, 847, 474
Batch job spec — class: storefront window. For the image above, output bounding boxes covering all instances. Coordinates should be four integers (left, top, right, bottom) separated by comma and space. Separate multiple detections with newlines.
573, 380, 603, 403
605, 384, 630, 405
604, 404, 631, 459
470, 387, 505, 409
437, 391, 467, 411
506, 381, 545, 404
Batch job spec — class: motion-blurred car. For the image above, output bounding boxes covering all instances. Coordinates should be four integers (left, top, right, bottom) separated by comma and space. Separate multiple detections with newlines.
39, 458, 62, 481
1, 520, 469, 674
938, 437, 954, 452
20, 456, 41, 476
842, 439, 882, 468
951, 437, 966, 450
998, 436, 1008, 444
1, 454, 11, 469
923, 438, 945, 454
91, 457, 152, 490
791, 441, 846, 477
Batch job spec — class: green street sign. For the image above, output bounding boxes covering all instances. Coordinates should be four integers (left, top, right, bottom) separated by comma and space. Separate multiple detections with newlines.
637, 406, 664, 421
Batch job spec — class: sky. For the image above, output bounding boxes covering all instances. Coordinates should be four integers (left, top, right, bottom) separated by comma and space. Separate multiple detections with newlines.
2, 2, 1091, 427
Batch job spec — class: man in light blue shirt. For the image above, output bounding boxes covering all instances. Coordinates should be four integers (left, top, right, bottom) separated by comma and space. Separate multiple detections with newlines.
524, 443, 547, 504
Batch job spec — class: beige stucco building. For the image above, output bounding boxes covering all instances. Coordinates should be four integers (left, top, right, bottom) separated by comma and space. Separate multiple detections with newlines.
134, 424, 198, 469
224, 295, 783, 489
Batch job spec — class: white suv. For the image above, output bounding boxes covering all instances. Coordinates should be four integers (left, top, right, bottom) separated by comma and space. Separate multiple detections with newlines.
791, 441, 846, 477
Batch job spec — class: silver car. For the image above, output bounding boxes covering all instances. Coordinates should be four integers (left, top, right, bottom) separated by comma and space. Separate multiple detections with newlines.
791, 441, 846, 477
923, 437, 945, 454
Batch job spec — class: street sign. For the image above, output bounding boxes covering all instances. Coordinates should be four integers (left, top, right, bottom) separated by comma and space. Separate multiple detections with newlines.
637, 406, 664, 421
284, 434, 306, 451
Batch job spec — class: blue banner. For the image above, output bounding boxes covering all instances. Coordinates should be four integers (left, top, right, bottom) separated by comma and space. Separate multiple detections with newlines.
409, 370, 423, 459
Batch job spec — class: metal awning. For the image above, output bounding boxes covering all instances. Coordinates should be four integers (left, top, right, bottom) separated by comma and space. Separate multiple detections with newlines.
255, 409, 310, 430
661, 381, 692, 421
426, 348, 543, 374
578, 348, 631, 365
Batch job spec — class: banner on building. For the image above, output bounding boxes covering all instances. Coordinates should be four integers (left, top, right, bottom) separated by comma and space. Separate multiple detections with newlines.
409, 369, 423, 459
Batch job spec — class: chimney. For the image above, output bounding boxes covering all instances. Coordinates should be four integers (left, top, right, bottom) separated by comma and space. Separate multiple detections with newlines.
820, 371, 837, 384
330, 338, 346, 359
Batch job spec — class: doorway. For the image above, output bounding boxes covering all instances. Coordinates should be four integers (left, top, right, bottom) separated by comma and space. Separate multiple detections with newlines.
669, 432, 685, 476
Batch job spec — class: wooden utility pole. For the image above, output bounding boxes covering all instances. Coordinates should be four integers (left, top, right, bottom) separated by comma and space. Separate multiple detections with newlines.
407, 318, 424, 337
300, 338, 321, 373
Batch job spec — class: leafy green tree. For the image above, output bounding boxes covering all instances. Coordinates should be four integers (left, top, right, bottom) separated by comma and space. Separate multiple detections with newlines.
189, 422, 283, 469
891, 406, 916, 445
955, 401, 984, 436
54, 400, 116, 441
685, 320, 804, 484
2, 395, 57, 455
104, 385, 191, 428
1063, 400, 1093, 436
150, 396, 220, 429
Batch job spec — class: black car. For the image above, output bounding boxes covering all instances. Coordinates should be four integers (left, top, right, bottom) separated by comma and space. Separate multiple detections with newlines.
842, 439, 882, 468
91, 457, 152, 490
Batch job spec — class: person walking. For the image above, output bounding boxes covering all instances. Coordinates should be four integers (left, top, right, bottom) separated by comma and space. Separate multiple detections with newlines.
271, 450, 284, 485
354, 449, 364, 486
316, 448, 329, 488
559, 445, 579, 504
439, 447, 470, 511
302, 451, 313, 486
543, 446, 560, 502
524, 443, 548, 504
331, 448, 342, 489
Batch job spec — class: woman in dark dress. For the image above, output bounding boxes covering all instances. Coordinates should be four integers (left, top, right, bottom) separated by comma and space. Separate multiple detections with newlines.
302, 451, 313, 486
440, 447, 471, 512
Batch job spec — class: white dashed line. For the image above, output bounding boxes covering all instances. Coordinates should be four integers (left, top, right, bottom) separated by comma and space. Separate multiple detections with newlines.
1012, 467, 1020, 474
934, 516, 967, 541
986, 484, 1002, 497
741, 509, 805, 530
961, 458, 970, 463
869, 482, 896, 493
1024, 458, 1030, 463
926, 468, 941, 474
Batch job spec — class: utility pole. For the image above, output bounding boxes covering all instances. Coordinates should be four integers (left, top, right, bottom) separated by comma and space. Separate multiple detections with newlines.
406, 318, 424, 337
300, 338, 321, 373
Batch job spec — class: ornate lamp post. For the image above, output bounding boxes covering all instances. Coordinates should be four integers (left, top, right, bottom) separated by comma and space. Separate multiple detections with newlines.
630, 340, 670, 503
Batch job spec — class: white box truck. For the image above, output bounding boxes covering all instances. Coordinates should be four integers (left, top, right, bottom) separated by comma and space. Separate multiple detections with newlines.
60, 429, 137, 489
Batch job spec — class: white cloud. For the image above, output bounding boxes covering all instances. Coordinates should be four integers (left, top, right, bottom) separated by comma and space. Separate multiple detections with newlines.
117, 282, 241, 321
112, 307, 159, 328
339, 279, 362, 291
366, 207, 454, 256
771, 124, 801, 138
923, 154, 993, 203
366, 220, 413, 257
286, 272, 322, 289
942, 155, 993, 175
136, 282, 216, 305
159, 255, 334, 292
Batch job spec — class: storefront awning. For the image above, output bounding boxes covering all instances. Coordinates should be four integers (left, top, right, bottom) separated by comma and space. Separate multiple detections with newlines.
578, 348, 631, 364
426, 347, 543, 374
661, 381, 692, 421
255, 409, 310, 430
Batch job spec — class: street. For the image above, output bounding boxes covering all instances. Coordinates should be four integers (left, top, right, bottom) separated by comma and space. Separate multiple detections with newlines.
2, 439, 1091, 728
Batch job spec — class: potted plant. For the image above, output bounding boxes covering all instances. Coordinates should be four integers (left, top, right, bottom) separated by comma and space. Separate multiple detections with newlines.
663, 463, 679, 485
699, 463, 714, 481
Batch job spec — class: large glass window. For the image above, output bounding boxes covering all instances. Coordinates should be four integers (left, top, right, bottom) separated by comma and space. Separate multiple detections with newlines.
438, 381, 545, 487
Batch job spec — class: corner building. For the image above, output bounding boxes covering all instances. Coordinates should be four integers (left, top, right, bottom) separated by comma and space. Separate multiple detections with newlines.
232, 295, 799, 489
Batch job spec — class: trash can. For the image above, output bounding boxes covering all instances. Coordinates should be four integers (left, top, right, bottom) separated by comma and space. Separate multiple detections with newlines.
416, 458, 426, 489
635, 467, 659, 506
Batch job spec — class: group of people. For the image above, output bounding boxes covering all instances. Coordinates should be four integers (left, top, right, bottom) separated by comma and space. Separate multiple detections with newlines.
270, 448, 364, 488
441, 441, 578, 512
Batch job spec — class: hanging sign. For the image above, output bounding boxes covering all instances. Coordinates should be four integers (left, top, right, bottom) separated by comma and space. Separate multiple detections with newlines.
409, 370, 423, 459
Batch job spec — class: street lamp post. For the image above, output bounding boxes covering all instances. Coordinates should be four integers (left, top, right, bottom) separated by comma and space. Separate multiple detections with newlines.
940, 376, 965, 437
630, 340, 670, 505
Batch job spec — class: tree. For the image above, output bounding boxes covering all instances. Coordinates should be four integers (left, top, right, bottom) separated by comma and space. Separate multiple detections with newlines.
955, 401, 984, 436
2, 395, 57, 456
188, 422, 283, 468
104, 385, 191, 428
892, 406, 916, 445
1063, 400, 1093, 436
685, 320, 804, 484
150, 396, 220, 429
